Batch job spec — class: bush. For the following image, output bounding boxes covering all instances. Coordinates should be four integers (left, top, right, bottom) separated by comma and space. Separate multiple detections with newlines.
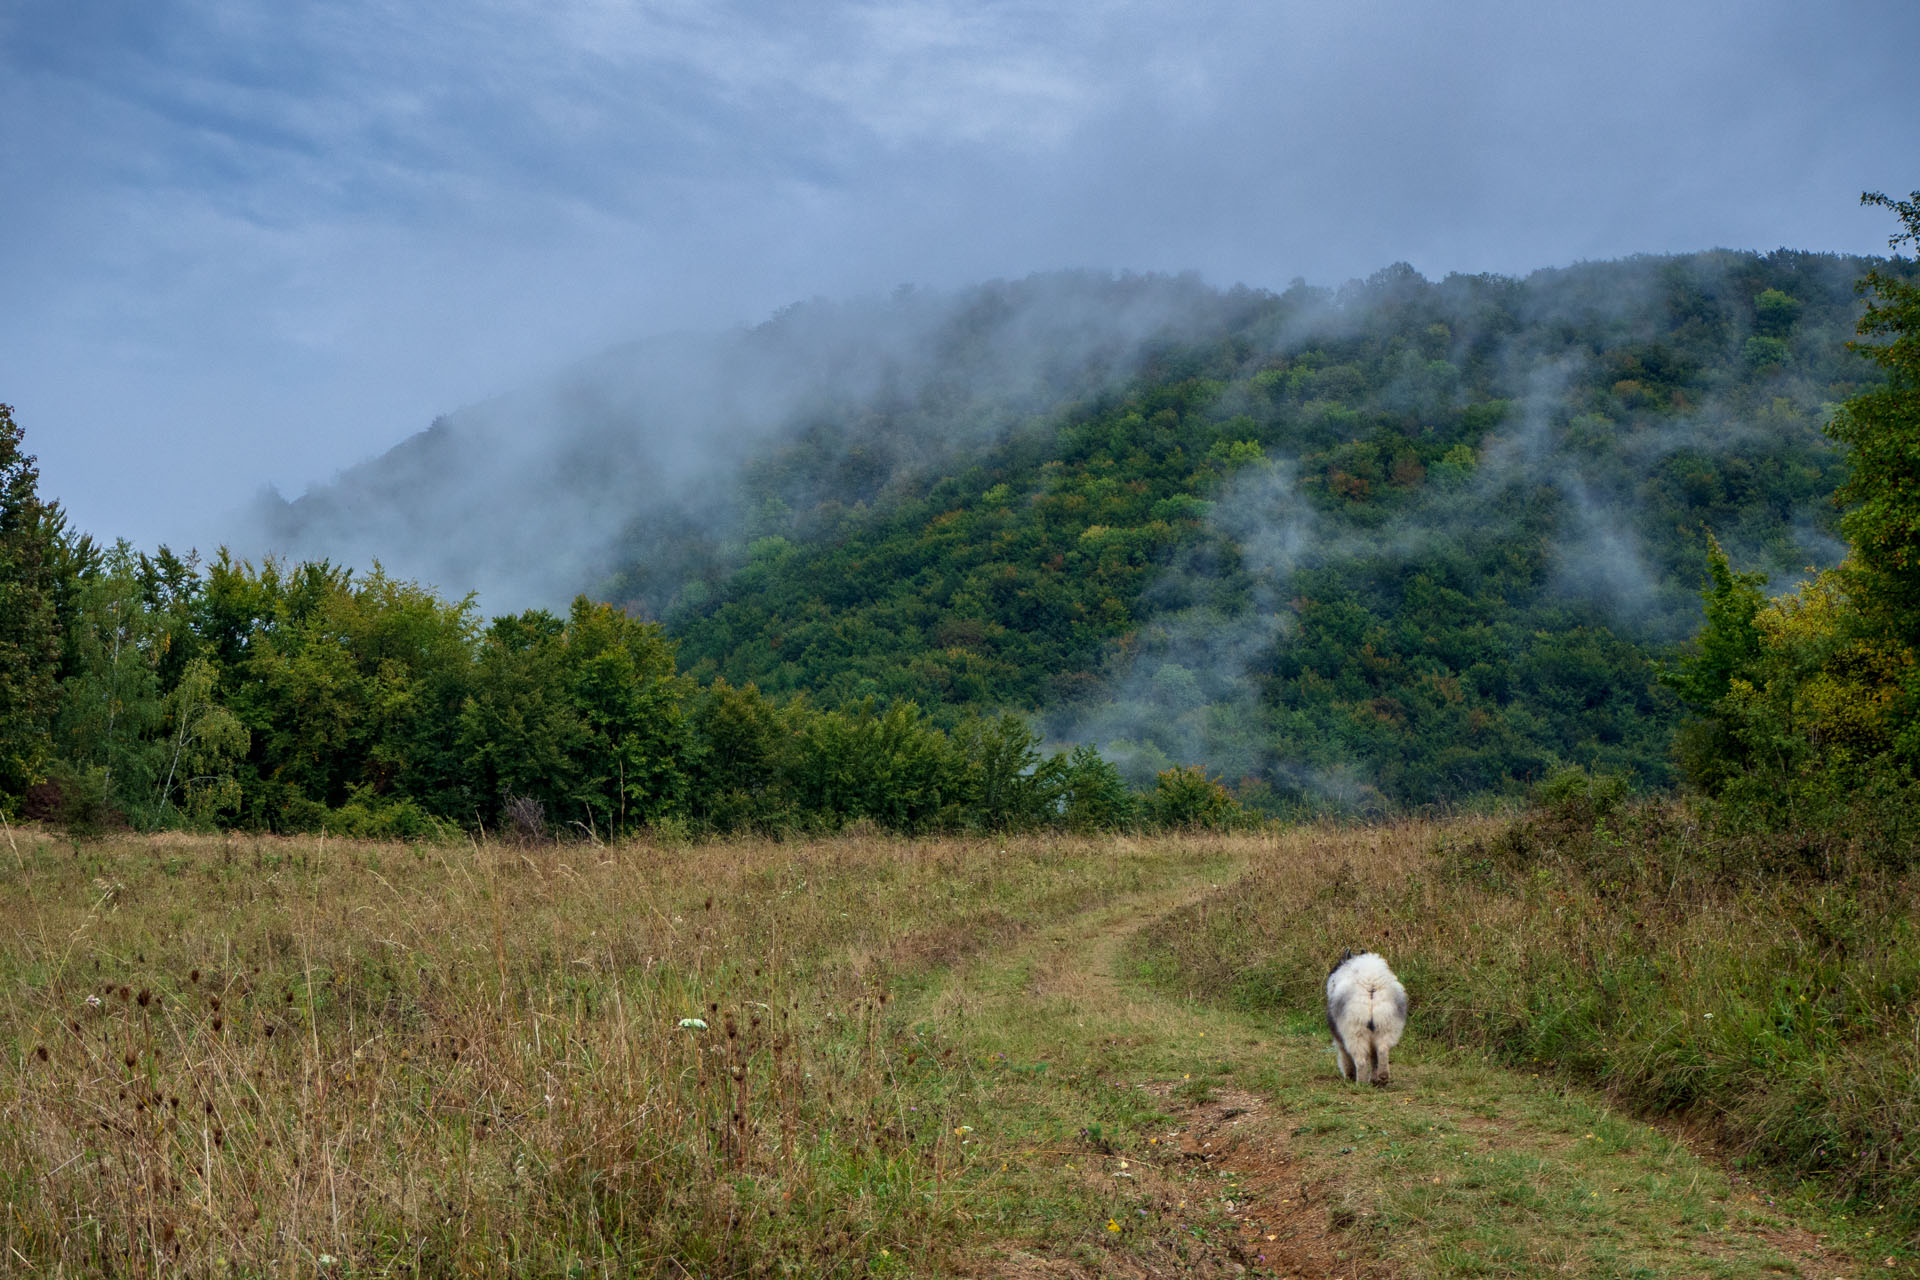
326, 789, 454, 843
1532, 764, 1628, 821
1148, 765, 1240, 830
22, 762, 124, 837
1058, 745, 1137, 831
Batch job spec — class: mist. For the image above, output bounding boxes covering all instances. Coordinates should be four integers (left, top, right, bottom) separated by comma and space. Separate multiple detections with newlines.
249, 272, 1256, 611
1037, 250, 1867, 802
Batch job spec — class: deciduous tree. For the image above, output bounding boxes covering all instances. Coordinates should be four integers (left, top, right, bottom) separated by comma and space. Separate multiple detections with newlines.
1828, 191, 1920, 640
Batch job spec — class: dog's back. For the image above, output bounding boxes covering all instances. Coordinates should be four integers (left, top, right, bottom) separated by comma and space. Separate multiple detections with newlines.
1325, 951, 1408, 1086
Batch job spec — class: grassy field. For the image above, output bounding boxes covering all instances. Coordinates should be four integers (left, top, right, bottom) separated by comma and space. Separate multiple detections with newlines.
0, 818, 1906, 1277
1138, 812, 1920, 1272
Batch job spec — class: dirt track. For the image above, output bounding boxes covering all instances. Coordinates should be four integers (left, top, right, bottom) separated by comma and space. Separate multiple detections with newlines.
949, 872, 1867, 1280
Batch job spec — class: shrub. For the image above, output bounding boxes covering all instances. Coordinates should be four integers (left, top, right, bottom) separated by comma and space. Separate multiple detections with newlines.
1148, 765, 1240, 830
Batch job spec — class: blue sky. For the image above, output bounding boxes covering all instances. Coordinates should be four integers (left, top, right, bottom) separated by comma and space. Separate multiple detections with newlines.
3, 0, 1916, 553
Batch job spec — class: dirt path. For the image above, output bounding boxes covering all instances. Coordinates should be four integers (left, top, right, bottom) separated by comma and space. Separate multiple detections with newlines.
941, 871, 1871, 1280
1038, 891, 1350, 1277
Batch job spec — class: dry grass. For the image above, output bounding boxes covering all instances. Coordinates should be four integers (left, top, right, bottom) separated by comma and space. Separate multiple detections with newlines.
7, 817, 1908, 1278
0, 826, 1224, 1276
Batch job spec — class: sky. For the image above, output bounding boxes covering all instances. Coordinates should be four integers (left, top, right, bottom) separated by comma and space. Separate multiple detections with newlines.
3, 0, 1916, 555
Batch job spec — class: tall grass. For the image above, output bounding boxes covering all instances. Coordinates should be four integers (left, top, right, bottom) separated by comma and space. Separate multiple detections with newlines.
0, 827, 1195, 1276
1135, 806, 1920, 1242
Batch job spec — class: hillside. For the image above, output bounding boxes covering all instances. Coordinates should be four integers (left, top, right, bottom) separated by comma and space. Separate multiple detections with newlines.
653, 252, 1890, 806
167, 251, 1918, 815
252, 273, 1258, 613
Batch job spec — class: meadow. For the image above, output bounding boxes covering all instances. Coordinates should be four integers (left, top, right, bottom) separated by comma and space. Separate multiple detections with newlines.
0, 817, 1908, 1277
1140, 802, 1920, 1263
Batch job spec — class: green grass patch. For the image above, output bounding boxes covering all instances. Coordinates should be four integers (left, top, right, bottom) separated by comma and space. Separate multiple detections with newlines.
1138, 811, 1920, 1265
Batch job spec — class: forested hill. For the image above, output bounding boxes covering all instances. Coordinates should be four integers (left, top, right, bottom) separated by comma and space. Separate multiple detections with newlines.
253, 272, 1259, 612
257, 250, 1903, 811
652, 252, 1894, 808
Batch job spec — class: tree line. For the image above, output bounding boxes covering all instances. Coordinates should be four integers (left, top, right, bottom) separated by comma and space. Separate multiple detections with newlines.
0, 450, 1225, 838
4, 199, 1916, 840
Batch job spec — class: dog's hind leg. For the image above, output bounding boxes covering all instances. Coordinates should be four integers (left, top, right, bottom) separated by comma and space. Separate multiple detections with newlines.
1334, 1038, 1356, 1082
1371, 1041, 1390, 1087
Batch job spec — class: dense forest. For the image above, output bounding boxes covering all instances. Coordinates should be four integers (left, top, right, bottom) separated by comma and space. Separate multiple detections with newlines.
3, 209, 1917, 838
653, 251, 1883, 808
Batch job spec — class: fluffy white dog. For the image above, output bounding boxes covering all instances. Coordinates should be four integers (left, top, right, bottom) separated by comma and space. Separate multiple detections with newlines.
1325, 950, 1407, 1086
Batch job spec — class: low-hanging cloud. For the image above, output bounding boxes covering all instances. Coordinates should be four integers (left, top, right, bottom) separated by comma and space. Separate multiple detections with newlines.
247, 270, 1259, 610
1042, 252, 1859, 803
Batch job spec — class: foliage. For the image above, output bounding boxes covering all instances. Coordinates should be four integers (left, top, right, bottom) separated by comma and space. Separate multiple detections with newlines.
0, 405, 61, 806
1056, 743, 1137, 831
25, 548, 1151, 838
52, 542, 172, 824
153, 657, 250, 825
1670, 194, 1920, 818
642, 250, 1899, 811
1147, 765, 1241, 829
1661, 534, 1769, 791
1824, 191, 1920, 764
17, 242, 1920, 834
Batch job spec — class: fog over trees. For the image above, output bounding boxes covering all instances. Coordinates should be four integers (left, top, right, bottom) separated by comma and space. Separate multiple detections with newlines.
6, 224, 1918, 833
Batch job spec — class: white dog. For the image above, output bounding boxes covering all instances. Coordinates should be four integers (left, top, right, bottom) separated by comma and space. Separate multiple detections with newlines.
1325, 950, 1407, 1086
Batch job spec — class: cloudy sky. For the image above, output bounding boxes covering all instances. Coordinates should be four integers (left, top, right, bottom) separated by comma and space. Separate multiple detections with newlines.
3, 0, 1916, 553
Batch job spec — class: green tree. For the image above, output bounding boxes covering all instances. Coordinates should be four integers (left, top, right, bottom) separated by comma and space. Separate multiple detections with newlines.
53, 541, 172, 821
207, 557, 478, 831
0, 405, 61, 805
1753, 287, 1803, 337
1659, 534, 1768, 792
563, 598, 690, 833
686, 677, 786, 831
1148, 765, 1239, 829
1828, 191, 1920, 640
153, 657, 250, 824
1826, 191, 1920, 763
945, 712, 1055, 830
1057, 743, 1136, 830
1662, 533, 1767, 716
783, 699, 951, 832
460, 608, 581, 833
